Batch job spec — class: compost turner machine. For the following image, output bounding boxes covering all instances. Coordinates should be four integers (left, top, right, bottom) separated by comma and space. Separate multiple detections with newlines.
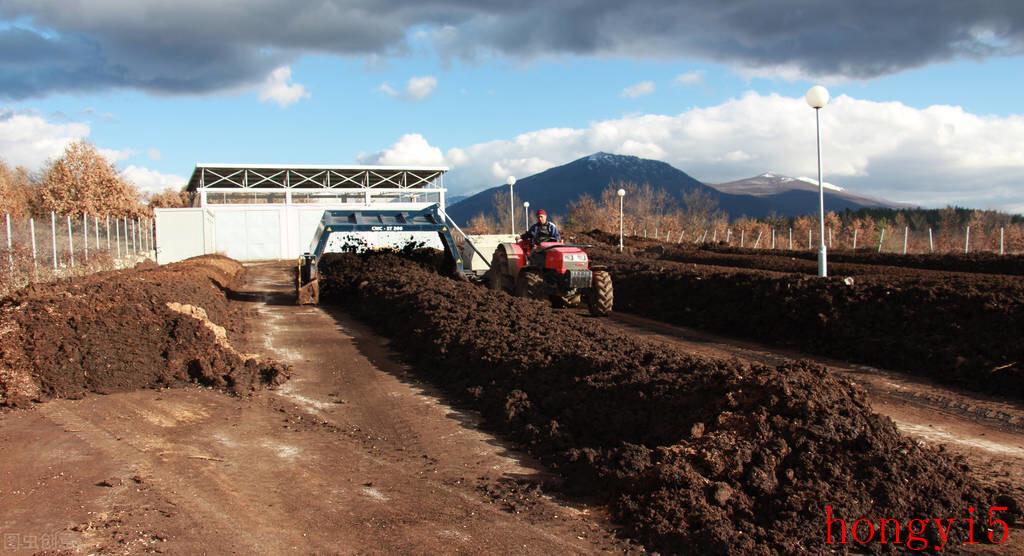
295, 203, 613, 317
296, 204, 466, 304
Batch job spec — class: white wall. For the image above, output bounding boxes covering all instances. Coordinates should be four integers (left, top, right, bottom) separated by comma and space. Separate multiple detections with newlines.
154, 208, 213, 264
154, 202, 439, 263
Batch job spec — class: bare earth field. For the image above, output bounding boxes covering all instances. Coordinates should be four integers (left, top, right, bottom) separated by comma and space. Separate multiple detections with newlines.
0, 262, 633, 554
0, 257, 1021, 554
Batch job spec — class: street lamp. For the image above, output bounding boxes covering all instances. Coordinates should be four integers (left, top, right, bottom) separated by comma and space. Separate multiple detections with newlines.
805, 85, 830, 277
617, 188, 626, 252
506, 175, 516, 236
523, 201, 530, 230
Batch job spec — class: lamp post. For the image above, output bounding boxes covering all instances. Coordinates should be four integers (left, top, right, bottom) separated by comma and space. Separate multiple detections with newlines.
523, 201, 530, 230
617, 188, 626, 252
805, 85, 830, 277
506, 175, 516, 236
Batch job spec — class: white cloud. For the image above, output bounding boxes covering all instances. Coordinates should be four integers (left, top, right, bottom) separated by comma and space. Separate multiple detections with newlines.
98, 147, 134, 163
147, 148, 162, 161
258, 66, 310, 108
621, 81, 655, 98
674, 70, 704, 86
406, 76, 438, 100
359, 133, 446, 166
0, 109, 91, 169
121, 165, 188, 194
418, 92, 1024, 212
379, 75, 438, 101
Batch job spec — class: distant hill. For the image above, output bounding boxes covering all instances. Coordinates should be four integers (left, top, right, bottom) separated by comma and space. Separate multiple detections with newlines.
709, 172, 907, 214
446, 152, 770, 224
446, 153, 904, 225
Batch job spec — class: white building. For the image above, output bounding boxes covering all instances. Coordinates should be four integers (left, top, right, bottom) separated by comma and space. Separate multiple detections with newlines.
154, 163, 449, 263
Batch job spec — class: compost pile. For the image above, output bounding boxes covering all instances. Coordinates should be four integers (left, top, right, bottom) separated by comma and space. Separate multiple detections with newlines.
580, 233, 1024, 401
318, 251, 1017, 554
0, 255, 289, 407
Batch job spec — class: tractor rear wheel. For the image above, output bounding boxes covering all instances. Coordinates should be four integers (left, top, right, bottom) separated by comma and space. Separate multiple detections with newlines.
514, 270, 546, 300
487, 251, 509, 291
587, 270, 613, 316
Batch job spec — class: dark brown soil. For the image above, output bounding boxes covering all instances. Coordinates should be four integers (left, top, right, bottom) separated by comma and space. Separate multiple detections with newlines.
317, 251, 1019, 554
0, 255, 289, 407
579, 234, 1024, 402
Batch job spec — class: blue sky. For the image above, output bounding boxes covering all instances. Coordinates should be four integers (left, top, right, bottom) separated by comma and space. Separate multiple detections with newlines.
1, 1, 1023, 211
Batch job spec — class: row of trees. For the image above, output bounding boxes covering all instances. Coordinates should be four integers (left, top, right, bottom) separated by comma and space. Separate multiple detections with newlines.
0, 141, 188, 218
463, 182, 1024, 253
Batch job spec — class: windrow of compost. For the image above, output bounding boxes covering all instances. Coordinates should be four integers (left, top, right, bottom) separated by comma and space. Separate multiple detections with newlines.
317, 251, 1017, 554
0, 256, 289, 407
579, 235, 1024, 401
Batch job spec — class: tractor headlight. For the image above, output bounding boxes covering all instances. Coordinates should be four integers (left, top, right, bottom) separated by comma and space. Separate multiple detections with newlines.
565, 253, 587, 262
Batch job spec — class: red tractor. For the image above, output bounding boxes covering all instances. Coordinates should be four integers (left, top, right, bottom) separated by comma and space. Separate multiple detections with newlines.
486, 237, 613, 316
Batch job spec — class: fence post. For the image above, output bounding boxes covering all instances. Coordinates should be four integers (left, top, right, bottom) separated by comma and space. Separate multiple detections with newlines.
828, 227, 833, 249
678, 230, 684, 243
83, 213, 88, 263
67, 215, 75, 267
5, 213, 11, 272
106, 216, 111, 251
964, 226, 970, 254
807, 228, 812, 250
740, 229, 745, 248
853, 228, 858, 250
788, 228, 793, 250
712, 229, 717, 243
30, 217, 37, 272
903, 226, 908, 255
51, 212, 57, 271
1000, 227, 1005, 255
643, 229, 647, 238
701, 229, 708, 243
94, 215, 99, 251
726, 228, 731, 244
771, 228, 776, 249
754, 230, 762, 248
928, 228, 934, 253
878, 228, 885, 253
115, 219, 121, 259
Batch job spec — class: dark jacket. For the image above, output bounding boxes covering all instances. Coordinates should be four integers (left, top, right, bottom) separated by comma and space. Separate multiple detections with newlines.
523, 221, 561, 244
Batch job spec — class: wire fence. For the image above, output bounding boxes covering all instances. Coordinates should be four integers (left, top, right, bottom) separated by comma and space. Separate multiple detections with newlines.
1, 212, 155, 296
627, 224, 1021, 255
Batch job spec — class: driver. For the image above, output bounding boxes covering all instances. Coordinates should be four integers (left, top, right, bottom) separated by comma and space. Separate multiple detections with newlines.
521, 209, 561, 245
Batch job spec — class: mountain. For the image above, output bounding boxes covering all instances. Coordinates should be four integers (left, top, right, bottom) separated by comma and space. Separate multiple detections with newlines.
709, 172, 906, 213
445, 152, 772, 225
446, 154, 905, 225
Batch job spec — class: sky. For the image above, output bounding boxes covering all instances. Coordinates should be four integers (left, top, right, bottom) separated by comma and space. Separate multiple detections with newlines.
1, 1, 1023, 213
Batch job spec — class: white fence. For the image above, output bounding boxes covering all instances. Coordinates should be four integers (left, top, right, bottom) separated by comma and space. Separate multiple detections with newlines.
1, 211, 154, 295
627, 224, 1020, 255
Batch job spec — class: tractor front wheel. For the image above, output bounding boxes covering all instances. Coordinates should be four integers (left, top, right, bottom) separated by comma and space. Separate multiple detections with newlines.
587, 270, 613, 316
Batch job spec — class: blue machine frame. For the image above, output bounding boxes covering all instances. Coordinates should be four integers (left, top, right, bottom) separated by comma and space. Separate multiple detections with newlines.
303, 203, 462, 270
297, 203, 466, 303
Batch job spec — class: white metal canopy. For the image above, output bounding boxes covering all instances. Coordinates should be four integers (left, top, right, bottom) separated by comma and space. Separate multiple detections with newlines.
186, 163, 449, 192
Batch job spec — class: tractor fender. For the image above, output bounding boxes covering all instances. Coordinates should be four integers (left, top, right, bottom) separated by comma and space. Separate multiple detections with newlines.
493, 242, 526, 277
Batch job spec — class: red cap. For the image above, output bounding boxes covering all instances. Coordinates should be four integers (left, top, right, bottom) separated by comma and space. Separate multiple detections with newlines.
536, 209, 546, 217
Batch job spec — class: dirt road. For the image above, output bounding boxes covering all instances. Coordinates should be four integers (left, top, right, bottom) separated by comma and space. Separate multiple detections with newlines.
598, 311, 1024, 504
0, 262, 632, 554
